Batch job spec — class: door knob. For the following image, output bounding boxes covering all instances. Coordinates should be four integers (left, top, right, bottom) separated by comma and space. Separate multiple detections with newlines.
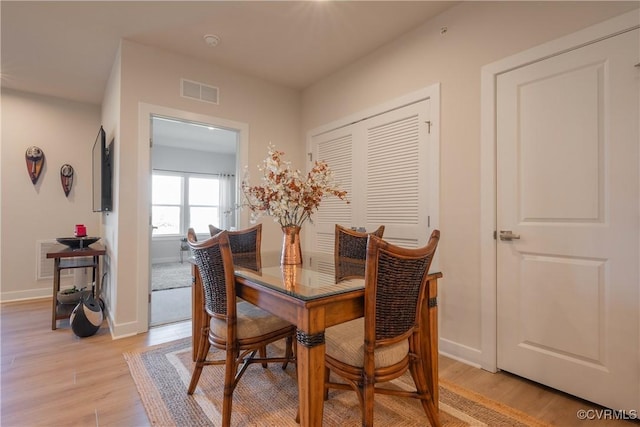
499, 230, 521, 241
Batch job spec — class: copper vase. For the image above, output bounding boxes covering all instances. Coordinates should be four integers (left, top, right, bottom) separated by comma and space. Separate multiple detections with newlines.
281, 264, 298, 291
281, 225, 302, 265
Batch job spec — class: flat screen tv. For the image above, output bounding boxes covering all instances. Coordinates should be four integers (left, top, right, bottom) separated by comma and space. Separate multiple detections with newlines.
92, 126, 113, 212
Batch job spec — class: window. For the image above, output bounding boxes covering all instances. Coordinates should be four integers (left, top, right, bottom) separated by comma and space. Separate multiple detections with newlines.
188, 176, 220, 234
152, 172, 222, 236
152, 175, 182, 235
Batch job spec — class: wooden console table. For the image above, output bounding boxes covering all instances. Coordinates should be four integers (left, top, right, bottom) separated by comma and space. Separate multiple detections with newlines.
46, 243, 106, 330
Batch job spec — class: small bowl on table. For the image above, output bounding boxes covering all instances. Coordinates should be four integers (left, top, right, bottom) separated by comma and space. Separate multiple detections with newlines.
56, 237, 100, 249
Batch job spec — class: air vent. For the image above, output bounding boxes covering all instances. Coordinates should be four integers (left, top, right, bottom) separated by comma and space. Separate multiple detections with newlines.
37, 240, 73, 280
181, 78, 219, 104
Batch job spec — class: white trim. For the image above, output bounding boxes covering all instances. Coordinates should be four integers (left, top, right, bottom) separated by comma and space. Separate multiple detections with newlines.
308, 85, 438, 137
137, 103, 249, 334
426, 84, 441, 266
0, 291, 51, 303
480, 10, 639, 372
439, 338, 483, 370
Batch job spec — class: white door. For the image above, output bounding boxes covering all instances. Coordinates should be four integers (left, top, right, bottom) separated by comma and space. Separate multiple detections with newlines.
311, 100, 433, 252
496, 29, 639, 410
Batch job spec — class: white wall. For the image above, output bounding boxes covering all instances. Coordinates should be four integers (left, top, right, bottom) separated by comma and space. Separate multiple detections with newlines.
300, 2, 638, 366
99, 43, 122, 331
0, 89, 102, 300
103, 40, 301, 337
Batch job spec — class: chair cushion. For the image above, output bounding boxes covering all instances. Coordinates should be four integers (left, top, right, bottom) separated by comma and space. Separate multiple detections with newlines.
210, 301, 291, 339
325, 318, 409, 368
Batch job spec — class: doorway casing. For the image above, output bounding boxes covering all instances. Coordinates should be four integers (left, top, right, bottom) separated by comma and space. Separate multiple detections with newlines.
137, 103, 249, 332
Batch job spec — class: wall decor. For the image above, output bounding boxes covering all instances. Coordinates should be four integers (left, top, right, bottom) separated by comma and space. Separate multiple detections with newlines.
60, 164, 74, 197
25, 146, 45, 185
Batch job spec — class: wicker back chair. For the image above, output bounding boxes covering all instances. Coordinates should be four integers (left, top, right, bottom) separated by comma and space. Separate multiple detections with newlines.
209, 224, 262, 271
208, 224, 223, 236
186, 229, 295, 427
335, 224, 385, 259
334, 224, 385, 281
324, 230, 441, 427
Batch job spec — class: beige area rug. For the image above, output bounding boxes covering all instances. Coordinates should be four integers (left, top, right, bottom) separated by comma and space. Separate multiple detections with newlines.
124, 338, 549, 426
152, 262, 192, 291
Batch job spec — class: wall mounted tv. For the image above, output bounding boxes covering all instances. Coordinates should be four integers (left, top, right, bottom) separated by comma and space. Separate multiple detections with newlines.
92, 126, 113, 212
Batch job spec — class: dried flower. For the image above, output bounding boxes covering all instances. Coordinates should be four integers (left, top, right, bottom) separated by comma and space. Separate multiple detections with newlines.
242, 144, 349, 227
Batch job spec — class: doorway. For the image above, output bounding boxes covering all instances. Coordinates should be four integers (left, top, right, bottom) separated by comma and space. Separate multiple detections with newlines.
481, 11, 639, 411
149, 115, 240, 326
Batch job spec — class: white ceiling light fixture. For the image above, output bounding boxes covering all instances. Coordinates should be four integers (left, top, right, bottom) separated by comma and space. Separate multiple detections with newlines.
203, 34, 220, 47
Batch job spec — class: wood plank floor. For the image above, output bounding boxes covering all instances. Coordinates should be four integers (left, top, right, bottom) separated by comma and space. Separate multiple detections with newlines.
1, 298, 636, 426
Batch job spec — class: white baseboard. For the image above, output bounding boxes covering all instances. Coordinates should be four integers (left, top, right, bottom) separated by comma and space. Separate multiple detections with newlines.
0, 288, 52, 303
439, 337, 485, 370
108, 317, 143, 339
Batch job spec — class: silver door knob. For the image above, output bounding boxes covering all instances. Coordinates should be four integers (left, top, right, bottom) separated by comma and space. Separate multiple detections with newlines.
499, 230, 521, 241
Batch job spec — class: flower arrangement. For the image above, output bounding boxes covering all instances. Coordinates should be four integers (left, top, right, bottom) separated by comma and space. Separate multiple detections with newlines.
242, 144, 349, 228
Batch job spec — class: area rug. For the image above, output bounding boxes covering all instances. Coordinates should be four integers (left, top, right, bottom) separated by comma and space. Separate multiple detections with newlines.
124, 338, 549, 426
152, 262, 192, 291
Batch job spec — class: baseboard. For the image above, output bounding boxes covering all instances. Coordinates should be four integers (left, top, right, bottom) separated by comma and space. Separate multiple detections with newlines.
439, 337, 483, 369
0, 288, 52, 303
108, 317, 143, 339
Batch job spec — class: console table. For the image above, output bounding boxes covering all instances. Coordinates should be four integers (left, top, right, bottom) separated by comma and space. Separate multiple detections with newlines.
46, 243, 106, 330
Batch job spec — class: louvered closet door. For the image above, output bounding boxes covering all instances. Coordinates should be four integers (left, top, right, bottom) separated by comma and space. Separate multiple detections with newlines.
310, 99, 432, 252
310, 128, 356, 253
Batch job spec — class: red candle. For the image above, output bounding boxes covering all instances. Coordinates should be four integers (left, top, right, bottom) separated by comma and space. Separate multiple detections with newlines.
75, 224, 87, 237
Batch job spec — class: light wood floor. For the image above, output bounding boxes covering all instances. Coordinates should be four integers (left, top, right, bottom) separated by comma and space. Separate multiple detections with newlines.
1, 298, 636, 426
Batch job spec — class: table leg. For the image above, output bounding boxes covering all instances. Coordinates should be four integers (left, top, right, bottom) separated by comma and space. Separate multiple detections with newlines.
52, 259, 61, 330
296, 328, 326, 427
95, 256, 101, 301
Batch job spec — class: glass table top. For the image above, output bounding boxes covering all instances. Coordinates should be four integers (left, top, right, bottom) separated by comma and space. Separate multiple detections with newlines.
234, 251, 365, 301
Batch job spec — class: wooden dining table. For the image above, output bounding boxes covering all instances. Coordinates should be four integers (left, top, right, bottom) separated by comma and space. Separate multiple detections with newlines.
190, 251, 442, 427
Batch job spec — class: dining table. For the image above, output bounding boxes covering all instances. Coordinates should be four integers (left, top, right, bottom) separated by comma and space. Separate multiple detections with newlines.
190, 250, 443, 427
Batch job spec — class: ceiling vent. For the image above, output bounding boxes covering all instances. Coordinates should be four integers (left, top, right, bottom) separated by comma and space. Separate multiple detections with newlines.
181, 78, 219, 104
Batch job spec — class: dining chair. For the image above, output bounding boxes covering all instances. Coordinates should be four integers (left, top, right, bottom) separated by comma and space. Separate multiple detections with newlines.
334, 224, 385, 281
208, 224, 268, 362
186, 229, 296, 427
209, 224, 262, 271
324, 230, 441, 427
335, 224, 385, 258
208, 224, 222, 236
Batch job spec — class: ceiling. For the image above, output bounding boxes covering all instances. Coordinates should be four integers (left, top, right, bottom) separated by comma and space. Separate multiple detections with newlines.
1, 1, 457, 152
151, 116, 239, 154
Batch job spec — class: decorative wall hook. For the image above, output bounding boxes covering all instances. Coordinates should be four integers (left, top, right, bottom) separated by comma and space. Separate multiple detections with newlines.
60, 164, 74, 197
25, 146, 45, 185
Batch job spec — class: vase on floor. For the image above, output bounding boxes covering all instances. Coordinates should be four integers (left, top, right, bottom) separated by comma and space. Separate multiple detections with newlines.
281, 225, 302, 265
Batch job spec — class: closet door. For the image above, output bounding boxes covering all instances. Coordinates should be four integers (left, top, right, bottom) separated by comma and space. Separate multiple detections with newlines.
363, 100, 431, 248
310, 99, 432, 252
310, 127, 357, 253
